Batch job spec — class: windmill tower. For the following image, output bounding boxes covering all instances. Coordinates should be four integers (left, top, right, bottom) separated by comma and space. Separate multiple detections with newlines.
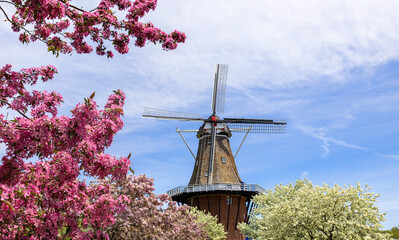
143, 64, 286, 240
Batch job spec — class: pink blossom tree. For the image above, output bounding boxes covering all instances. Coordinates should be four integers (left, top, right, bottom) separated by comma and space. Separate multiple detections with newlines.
0, 64, 131, 238
0, 0, 195, 239
102, 175, 208, 240
0, 0, 186, 57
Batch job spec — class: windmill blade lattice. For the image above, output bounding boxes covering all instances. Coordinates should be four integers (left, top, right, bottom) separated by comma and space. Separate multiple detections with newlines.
226, 122, 286, 133
143, 107, 204, 121
211, 64, 228, 114
223, 118, 287, 133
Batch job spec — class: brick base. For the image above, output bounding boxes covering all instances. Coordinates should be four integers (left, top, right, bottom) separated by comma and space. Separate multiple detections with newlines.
188, 194, 247, 240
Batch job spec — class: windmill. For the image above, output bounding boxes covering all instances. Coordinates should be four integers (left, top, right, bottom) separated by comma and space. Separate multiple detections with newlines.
143, 64, 286, 240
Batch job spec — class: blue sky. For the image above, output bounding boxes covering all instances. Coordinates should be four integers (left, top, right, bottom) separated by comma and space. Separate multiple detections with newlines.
1, 0, 398, 229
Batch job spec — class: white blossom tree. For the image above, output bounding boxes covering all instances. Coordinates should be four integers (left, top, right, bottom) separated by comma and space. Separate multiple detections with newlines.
190, 207, 227, 240
238, 179, 392, 240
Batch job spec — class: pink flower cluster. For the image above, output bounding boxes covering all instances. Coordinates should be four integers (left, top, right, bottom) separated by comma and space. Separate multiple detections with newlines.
0, 65, 132, 238
0, 156, 129, 239
5, 0, 186, 57
103, 175, 208, 239
0, 64, 130, 183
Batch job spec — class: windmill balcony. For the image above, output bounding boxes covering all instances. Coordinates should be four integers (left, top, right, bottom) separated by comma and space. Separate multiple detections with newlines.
167, 183, 265, 198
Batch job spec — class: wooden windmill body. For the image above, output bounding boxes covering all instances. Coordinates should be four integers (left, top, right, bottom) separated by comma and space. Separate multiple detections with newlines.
143, 65, 286, 240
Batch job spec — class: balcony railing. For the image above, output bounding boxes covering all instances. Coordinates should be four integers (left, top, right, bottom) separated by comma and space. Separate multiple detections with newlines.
167, 183, 265, 197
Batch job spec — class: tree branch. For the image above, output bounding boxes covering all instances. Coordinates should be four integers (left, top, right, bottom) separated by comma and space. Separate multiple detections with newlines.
0, 99, 31, 120
68, 4, 86, 13
0, 0, 16, 6
0, 5, 12, 22
0, 6, 50, 47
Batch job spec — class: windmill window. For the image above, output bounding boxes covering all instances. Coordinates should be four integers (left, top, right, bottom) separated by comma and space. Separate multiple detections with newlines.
205, 171, 208, 177
226, 196, 232, 205
221, 157, 226, 164
195, 160, 198, 166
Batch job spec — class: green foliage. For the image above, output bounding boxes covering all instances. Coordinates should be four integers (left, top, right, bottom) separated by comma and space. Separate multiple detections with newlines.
393, 227, 399, 238
384, 226, 399, 238
190, 207, 227, 240
238, 179, 392, 240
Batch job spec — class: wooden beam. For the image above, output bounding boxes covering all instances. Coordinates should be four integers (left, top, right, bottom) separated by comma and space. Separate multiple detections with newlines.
197, 196, 201, 209
244, 200, 250, 223
218, 194, 221, 224
246, 202, 254, 223
207, 195, 211, 214
226, 194, 232, 230
234, 195, 242, 230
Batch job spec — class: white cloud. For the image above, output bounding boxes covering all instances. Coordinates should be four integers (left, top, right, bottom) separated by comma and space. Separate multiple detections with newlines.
142, 0, 399, 90
320, 134, 366, 151
376, 153, 399, 160
298, 125, 367, 157
2, 0, 399, 125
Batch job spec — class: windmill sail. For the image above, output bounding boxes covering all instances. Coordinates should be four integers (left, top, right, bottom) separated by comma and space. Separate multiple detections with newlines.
223, 118, 287, 133
226, 122, 286, 133
211, 64, 228, 115
143, 107, 204, 121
